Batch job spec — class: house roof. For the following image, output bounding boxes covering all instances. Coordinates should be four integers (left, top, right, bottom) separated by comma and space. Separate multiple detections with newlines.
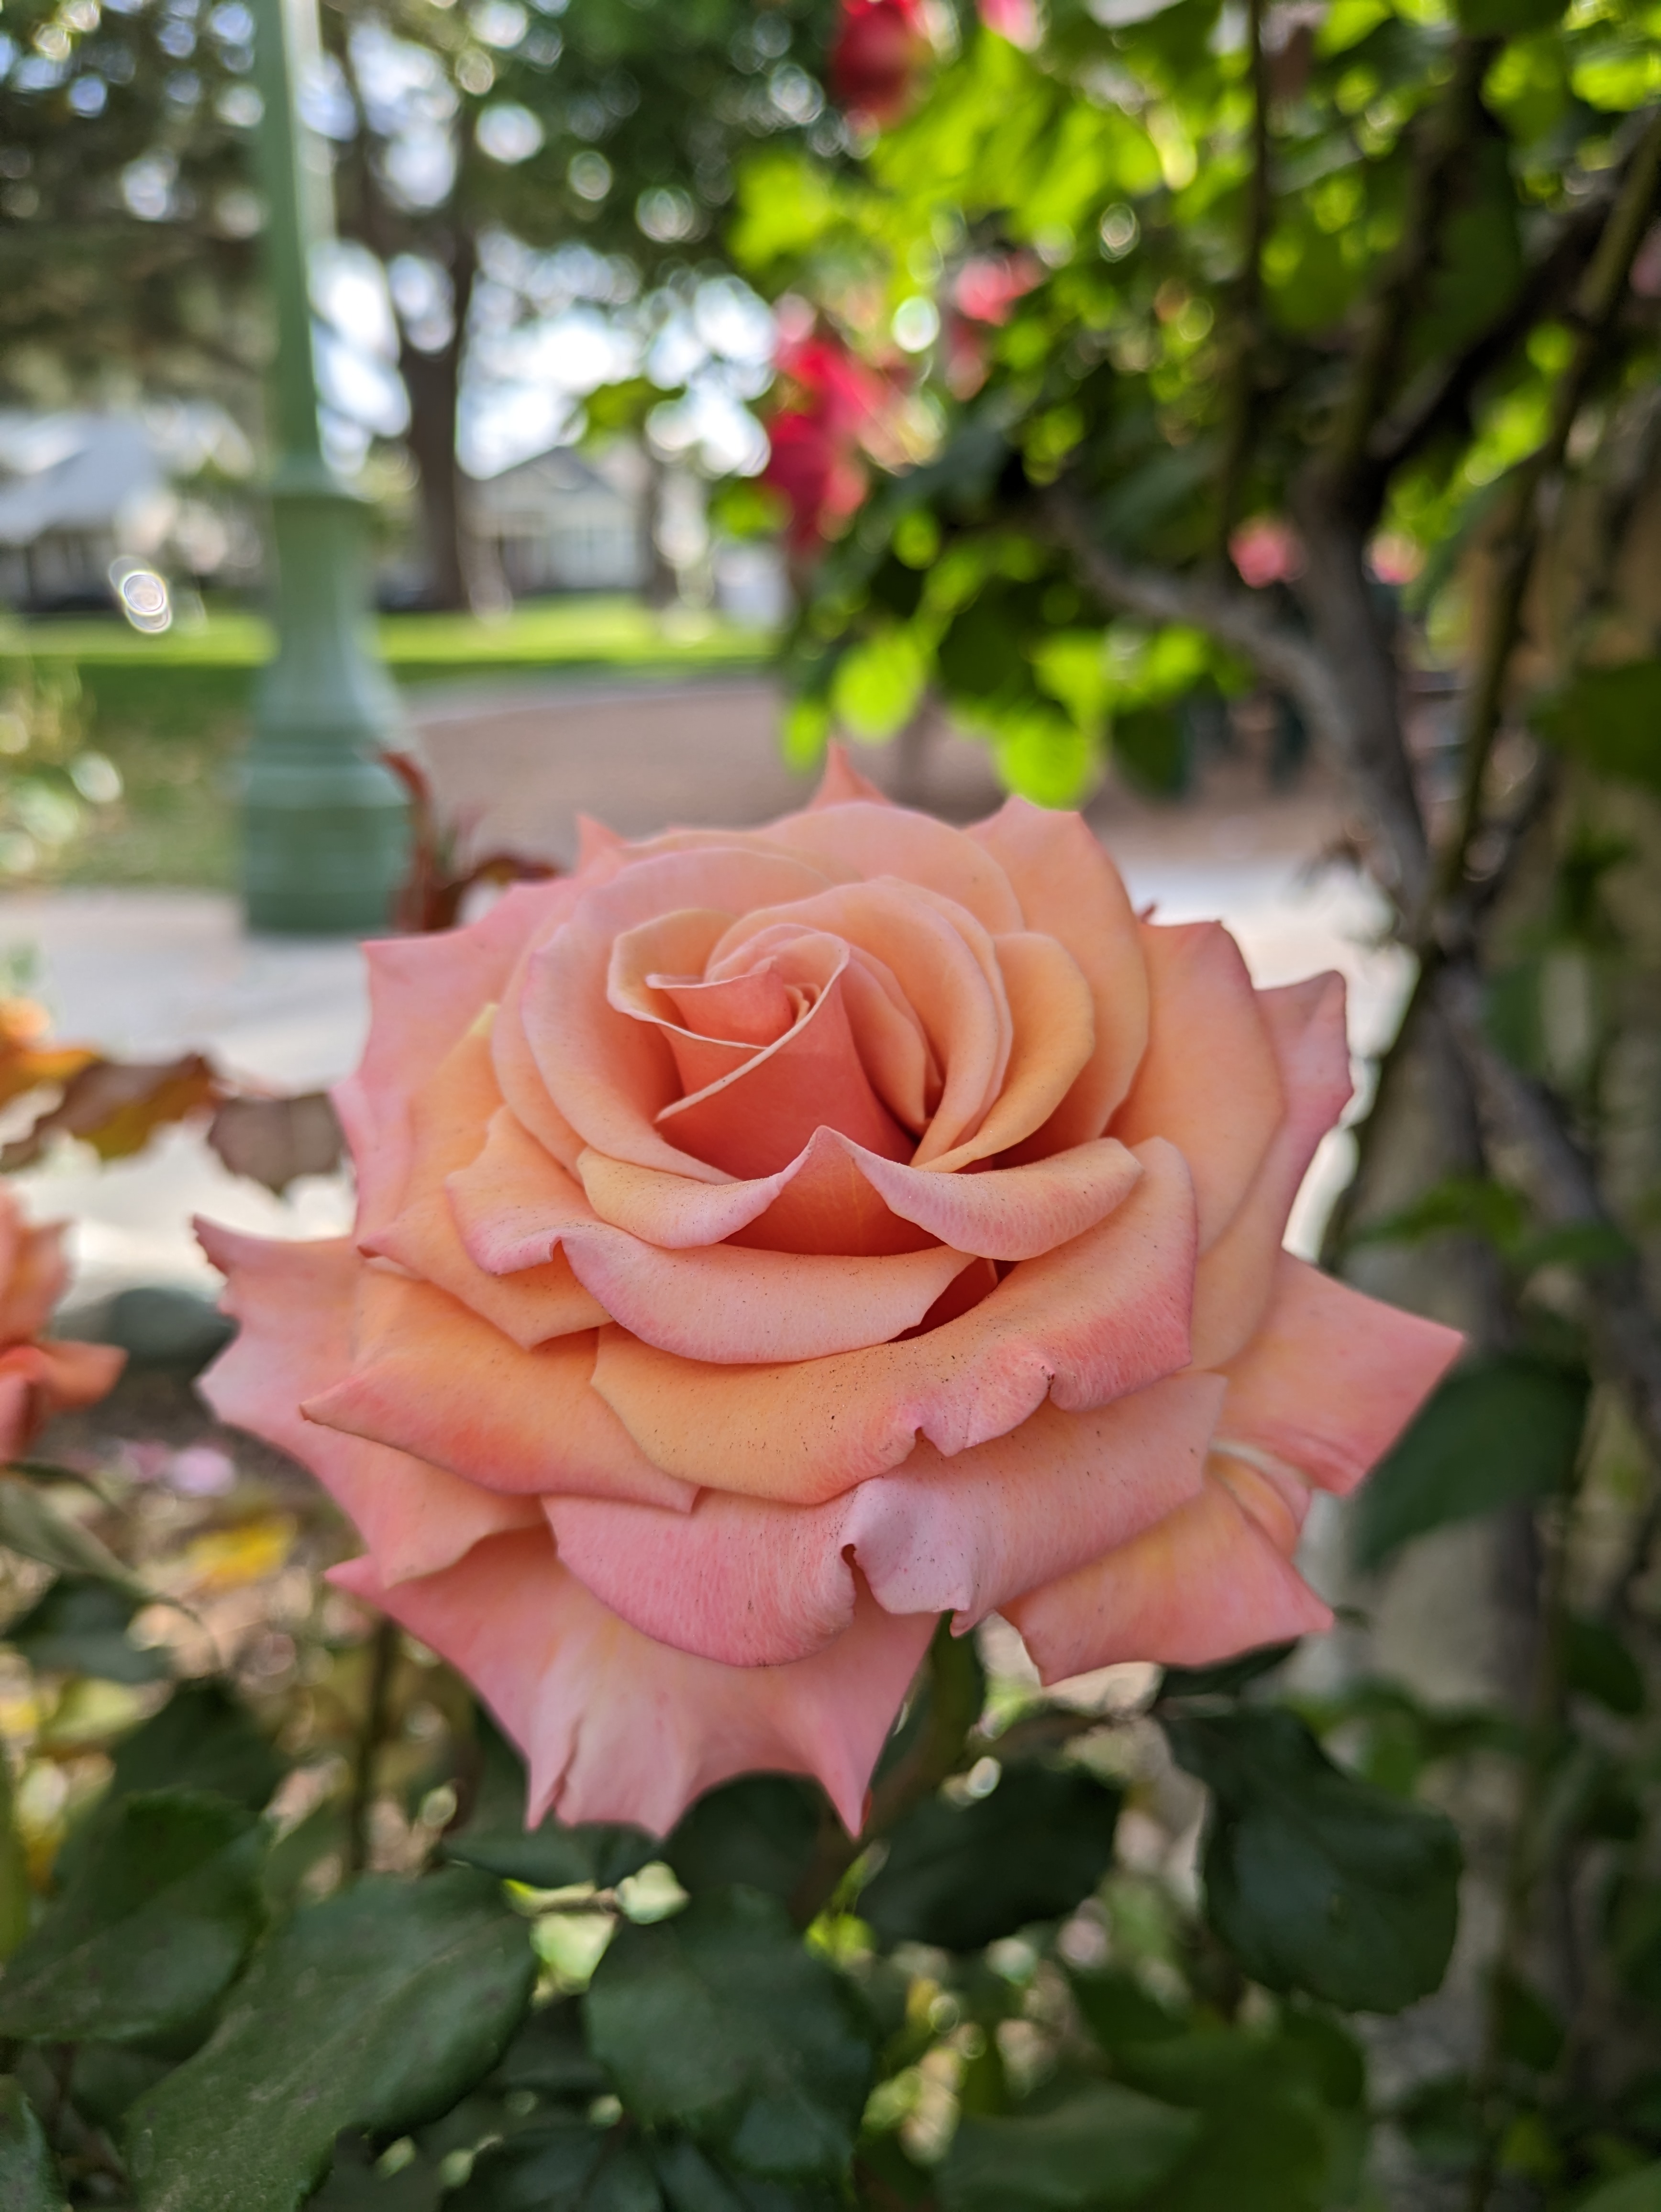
0, 414, 167, 547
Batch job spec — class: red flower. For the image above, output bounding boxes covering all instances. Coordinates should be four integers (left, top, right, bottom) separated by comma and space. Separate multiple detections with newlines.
764, 327, 898, 550
952, 252, 1042, 327
829, 0, 931, 127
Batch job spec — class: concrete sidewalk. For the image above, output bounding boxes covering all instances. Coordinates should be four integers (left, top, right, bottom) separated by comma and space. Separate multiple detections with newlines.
6, 679, 1406, 1304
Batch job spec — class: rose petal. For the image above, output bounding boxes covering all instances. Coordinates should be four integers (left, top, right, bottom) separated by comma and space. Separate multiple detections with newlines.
448, 1109, 975, 1361
367, 1020, 605, 1350
1110, 922, 1284, 1249
331, 1534, 936, 1834
577, 1128, 1143, 1263
0, 1200, 69, 1345
767, 801, 1026, 935
1007, 1470, 1332, 1679
195, 1222, 539, 1583
969, 797, 1149, 1149
924, 932, 1095, 1171
657, 950, 913, 1177
547, 1373, 1221, 1665
517, 849, 842, 1181
1189, 973, 1352, 1368
337, 878, 578, 1236
1216, 1253, 1463, 1496
590, 1138, 1196, 1503
301, 1268, 694, 1512
711, 882, 1012, 1165
811, 742, 890, 807
0, 1340, 125, 1455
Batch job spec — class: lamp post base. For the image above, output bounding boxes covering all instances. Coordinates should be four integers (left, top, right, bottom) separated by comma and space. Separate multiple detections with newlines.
242, 472, 412, 937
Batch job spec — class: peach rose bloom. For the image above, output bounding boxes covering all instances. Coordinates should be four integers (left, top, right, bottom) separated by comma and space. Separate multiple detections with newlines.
200, 759, 1459, 1835
0, 1188, 126, 1451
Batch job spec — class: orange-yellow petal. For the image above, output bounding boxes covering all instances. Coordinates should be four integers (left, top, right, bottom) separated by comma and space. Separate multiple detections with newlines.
1111, 921, 1284, 1249
590, 1138, 1196, 1503
969, 797, 1149, 1149
301, 1268, 693, 1511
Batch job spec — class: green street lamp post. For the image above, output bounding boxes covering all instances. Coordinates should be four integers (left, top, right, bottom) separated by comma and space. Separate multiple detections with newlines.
243, 0, 410, 934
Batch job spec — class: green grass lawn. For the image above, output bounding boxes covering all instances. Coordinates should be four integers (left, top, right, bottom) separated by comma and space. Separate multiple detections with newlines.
0, 598, 775, 890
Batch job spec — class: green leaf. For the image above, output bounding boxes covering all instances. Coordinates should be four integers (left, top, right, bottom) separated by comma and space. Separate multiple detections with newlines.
124, 1869, 535, 2212
0, 1790, 264, 2044
445, 2120, 659, 2212
0, 1755, 29, 1964
1113, 2034, 1335, 2212
445, 1820, 654, 1892
104, 1681, 286, 1811
665, 1777, 823, 1904
1577, 2168, 1661, 2212
56, 1681, 287, 1892
651, 2135, 836, 2210
1563, 1615, 1645, 1716
1534, 660, 1661, 793
1456, 0, 1562, 31
1166, 1709, 1461, 2013
938, 2084, 1200, 2210
1159, 1644, 1297, 1702
0, 1476, 147, 1598
1351, 1355, 1589, 1571
859, 1766, 1121, 1953
5, 1574, 170, 1684
584, 1886, 874, 2181
1067, 1967, 1185, 2052
0, 2079, 60, 2212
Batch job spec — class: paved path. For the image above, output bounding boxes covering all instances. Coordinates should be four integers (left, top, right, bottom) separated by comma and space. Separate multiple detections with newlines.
5, 676, 1405, 1305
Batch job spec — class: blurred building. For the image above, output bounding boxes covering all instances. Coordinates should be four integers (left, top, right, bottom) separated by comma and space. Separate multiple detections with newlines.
0, 407, 257, 613
469, 443, 646, 597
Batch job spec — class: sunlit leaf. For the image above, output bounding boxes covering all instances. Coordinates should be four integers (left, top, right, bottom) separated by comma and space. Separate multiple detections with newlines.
0, 1051, 219, 1171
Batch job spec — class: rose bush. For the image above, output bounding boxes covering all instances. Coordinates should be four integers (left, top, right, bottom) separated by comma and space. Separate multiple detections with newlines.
0, 1188, 124, 1453
200, 759, 1459, 1836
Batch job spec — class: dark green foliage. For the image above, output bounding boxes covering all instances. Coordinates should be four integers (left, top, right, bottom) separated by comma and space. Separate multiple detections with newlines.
1564, 1615, 1646, 1716
584, 1887, 875, 2181
0, 1792, 264, 2045
0, 2079, 61, 2212
1113, 2035, 1336, 2212
124, 1870, 535, 2212
102, 1682, 286, 1813
1535, 661, 1661, 794
859, 1765, 1122, 1952
445, 1821, 656, 1892
938, 2084, 1200, 2210
1167, 1710, 1461, 2013
3, 1574, 170, 1685
1351, 1355, 1590, 1570
666, 1777, 823, 1904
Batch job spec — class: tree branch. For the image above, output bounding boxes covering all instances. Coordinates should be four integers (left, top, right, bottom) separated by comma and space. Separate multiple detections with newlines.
1430, 106, 1661, 929
1213, 0, 1273, 556
1319, 36, 1501, 510
1435, 959, 1661, 1475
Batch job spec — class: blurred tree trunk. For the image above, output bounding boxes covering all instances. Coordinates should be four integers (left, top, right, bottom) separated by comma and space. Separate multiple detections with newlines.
395, 233, 476, 614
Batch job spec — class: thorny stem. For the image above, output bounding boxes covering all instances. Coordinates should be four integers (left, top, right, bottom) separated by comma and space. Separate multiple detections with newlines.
347, 1615, 400, 1878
